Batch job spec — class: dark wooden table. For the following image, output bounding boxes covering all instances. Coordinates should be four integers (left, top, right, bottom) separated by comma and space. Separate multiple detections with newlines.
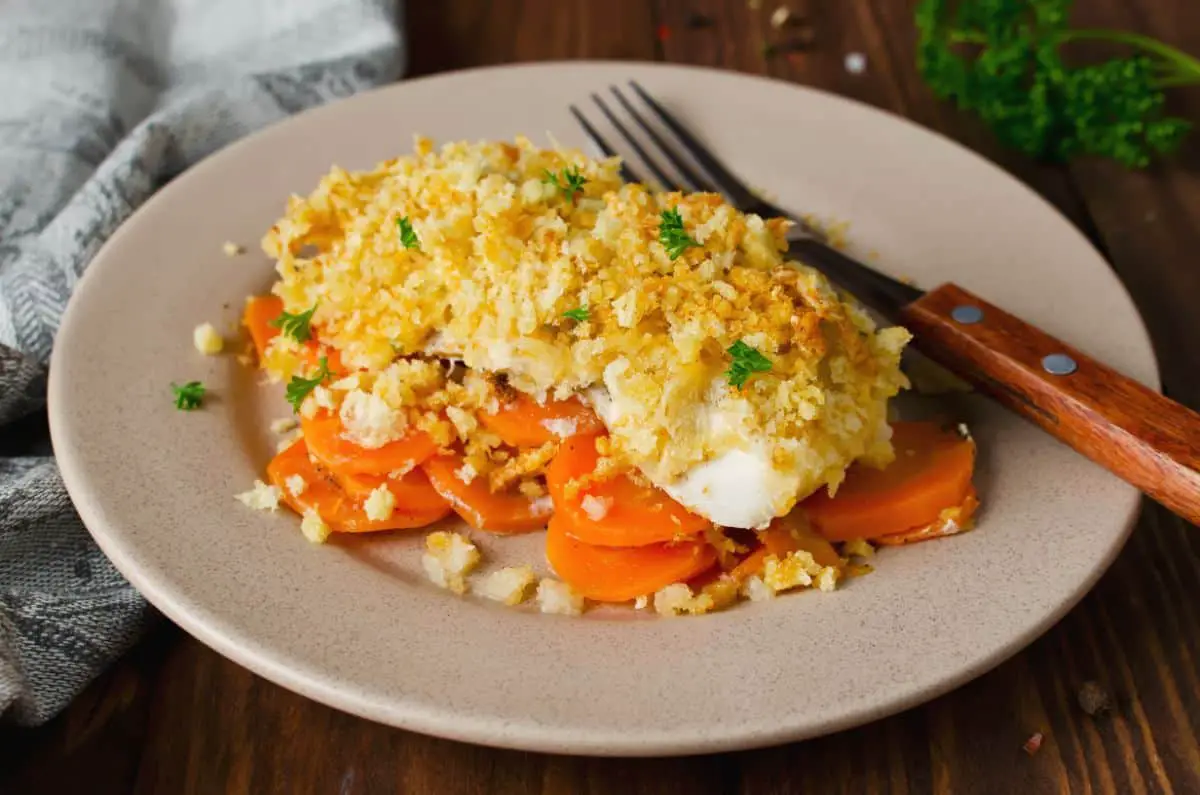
5, 2, 1199, 793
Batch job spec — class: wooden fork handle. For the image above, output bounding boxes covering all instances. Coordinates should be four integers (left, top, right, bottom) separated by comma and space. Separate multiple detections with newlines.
899, 283, 1200, 526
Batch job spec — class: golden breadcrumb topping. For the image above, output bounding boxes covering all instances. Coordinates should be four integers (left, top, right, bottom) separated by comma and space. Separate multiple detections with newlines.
260, 137, 909, 504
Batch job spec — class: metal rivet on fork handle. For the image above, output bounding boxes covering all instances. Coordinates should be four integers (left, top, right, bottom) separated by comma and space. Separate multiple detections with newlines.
1042, 353, 1078, 376
951, 305, 984, 324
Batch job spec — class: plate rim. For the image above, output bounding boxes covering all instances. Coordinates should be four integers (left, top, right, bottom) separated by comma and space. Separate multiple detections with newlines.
48, 60, 1149, 756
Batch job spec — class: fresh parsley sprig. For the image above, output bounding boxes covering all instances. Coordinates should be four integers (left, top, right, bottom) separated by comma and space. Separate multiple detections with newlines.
725, 341, 772, 389
398, 216, 421, 250
285, 356, 332, 412
171, 381, 206, 410
268, 304, 316, 343
916, 0, 1199, 167
659, 207, 699, 260
562, 306, 590, 322
543, 166, 588, 203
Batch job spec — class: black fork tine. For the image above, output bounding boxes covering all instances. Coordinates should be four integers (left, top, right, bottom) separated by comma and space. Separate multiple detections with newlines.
627, 80, 773, 215
608, 85, 717, 194
589, 94, 681, 192
569, 105, 645, 185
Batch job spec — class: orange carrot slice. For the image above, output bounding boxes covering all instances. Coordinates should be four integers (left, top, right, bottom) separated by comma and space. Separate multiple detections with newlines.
804, 421, 976, 542
266, 439, 447, 532
730, 514, 841, 580
545, 514, 718, 602
874, 488, 981, 546
301, 341, 343, 375
333, 467, 454, 527
421, 454, 553, 534
545, 434, 709, 547
774, 511, 842, 568
244, 295, 284, 359
300, 411, 439, 477
480, 393, 606, 448
243, 294, 343, 373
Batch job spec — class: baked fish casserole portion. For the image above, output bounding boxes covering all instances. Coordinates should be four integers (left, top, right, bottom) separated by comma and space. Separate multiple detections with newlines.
235, 137, 979, 615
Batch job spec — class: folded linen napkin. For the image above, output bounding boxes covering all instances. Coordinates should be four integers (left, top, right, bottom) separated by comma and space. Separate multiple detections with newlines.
0, 0, 405, 725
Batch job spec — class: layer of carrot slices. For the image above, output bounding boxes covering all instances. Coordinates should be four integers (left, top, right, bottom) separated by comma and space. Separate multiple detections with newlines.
421, 454, 553, 534
300, 410, 439, 477
479, 393, 606, 448
251, 307, 982, 574
267, 439, 450, 532
545, 434, 710, 547
333, 467, 454, 527
545, 514, 717, 603
803, 421, 977, 542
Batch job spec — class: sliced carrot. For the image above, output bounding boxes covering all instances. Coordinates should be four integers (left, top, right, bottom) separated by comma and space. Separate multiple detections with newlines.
333, 467, 454, 527
300, 341, 344, 375
300, 410, 438, 476
804, 421, 976, 542
776, 511, 842, 568
421, 454, 552, 534
545, 434, 709, 547
480, 393, 606, 448
266, 439, 447, 532
244, 295, 284, 359
545, 514, 718, 602
243, 294, 343, 373
730, 513, 841, 580
874, 488, 980, 546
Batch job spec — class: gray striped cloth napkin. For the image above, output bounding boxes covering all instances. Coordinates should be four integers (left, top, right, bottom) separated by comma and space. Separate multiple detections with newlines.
0, 0, 405, 725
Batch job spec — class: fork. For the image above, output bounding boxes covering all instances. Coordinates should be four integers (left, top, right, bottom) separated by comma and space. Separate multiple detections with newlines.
571, 82, 1200, 526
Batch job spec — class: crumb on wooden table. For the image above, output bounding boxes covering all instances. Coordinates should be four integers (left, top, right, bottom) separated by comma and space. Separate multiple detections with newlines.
1022, 732, 1044, 756
1077, 681, 1113, 715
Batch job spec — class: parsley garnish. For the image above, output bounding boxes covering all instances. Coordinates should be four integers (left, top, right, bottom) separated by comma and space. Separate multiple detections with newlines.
725, 341, 772, 389
562, 306, 590, 322
658, 207, 699, 259
285, 356, 332, 412
916, 0, 1200, 167
543, 166, 588, 203
398, 217, 420, 250
268, 304, 316, 343
171, 381, 206, 410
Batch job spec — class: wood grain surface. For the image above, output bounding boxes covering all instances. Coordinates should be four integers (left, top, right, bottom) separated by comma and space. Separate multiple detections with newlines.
4, 1, 1199, 793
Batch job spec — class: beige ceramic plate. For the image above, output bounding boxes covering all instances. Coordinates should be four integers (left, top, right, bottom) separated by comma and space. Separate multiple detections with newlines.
49, 63, 1155, 756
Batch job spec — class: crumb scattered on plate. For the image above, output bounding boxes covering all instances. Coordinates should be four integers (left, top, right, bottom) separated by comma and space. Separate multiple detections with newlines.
235, 480, 281, 512
300, 508, 331, 543
422, 531, 480, 595
193, 322, 224, 355
536, 579, 585, 615
477, 565, 537, 606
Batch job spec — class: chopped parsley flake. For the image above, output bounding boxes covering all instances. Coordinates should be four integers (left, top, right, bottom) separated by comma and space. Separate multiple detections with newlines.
725, 340, 772, 388
659, 207, 699, 259
543, 166, 587, 203
268, 304, 316, 343
171, 381, 206, 410
398, 216, 420, 250
285, 356, 332, 412
562, 306, 590, 321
